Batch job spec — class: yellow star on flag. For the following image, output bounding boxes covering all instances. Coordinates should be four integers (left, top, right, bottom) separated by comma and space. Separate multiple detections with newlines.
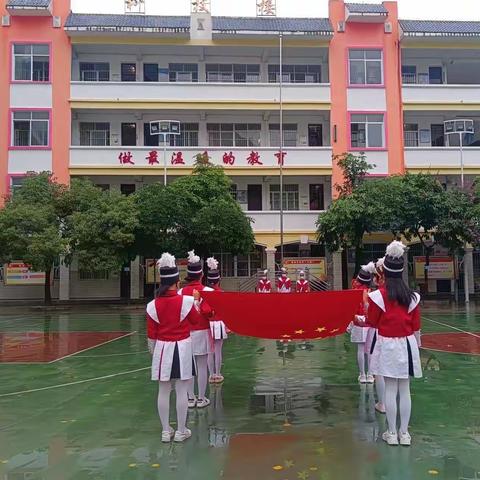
330, 328, 340, 334
281, 334, 291, 338
284, 460, 295, 468
316, 327, 327, 333
298, 471, 310, 480
295, 329, 305, 335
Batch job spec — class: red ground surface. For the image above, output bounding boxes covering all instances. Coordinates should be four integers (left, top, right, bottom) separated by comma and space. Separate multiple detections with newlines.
0, 331, 132, 363
421, 332, 480, 355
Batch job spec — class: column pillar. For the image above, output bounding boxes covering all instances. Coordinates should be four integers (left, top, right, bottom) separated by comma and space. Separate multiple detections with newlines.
332, 250, 343, 291
59, 257, 70, 302
402, 247, 409, 286
130, 256, 141, 300
265, 248, 277, 286
464, 246, 474, 295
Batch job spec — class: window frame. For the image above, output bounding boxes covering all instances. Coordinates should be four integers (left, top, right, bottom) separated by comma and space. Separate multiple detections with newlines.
206, 64, 261, 83
79, 122, 111, 146
11, 42, 51, 84
10, 108, 51, 150
348, 111, 387, 151
79, 62, 110, 82
269, 124, 298, 147
348, 48, 384, 87
269, 184, 299, 211
168, 63, 199, 83
267, 64, 322, 83
207, 123, 261, 147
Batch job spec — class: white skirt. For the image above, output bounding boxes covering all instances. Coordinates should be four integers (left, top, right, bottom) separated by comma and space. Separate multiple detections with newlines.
191, 329, 214, 356
370, 334, 422, 379
351, 325, 372, 344
210, 321, 228, 340
151, 337, 196, 382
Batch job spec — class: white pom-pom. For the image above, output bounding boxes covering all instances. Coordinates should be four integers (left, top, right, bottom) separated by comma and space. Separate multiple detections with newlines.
362, 262, 377, 274
263, 269, 268, 276
187, 250, 200, 264
281, 267, 287, 273
376, 257, 385, 269
299, 270, 305, 276
386, 241, 406, 259
157, 253, 176, 270
206, 257, 218, 271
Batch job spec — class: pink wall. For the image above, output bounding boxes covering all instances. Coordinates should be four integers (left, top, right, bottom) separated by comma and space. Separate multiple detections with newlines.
0, 0, 71, 205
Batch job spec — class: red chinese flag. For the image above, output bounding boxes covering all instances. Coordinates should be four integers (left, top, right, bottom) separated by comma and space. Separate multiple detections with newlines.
201, 290, 362, 340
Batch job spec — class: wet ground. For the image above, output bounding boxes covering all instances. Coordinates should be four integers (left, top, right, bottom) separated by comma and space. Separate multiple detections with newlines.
0, 306, 479, 479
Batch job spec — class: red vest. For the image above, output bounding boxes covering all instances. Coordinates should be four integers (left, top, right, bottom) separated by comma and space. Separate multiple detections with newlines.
276, 276, 292, 292
178, 281, 213, 331
257, 278, 272, 293
296, 279, 310, 293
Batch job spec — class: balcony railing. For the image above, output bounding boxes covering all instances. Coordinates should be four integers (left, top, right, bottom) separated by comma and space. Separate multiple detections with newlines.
70, 82, 331, 105
405, 146, 480, 169
404, 131, 419, 147
70, 146, 333, 169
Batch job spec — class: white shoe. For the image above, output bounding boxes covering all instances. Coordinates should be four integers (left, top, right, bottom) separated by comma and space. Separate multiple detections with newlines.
358, 374, 367, 384
399, 432, 411, 446
366, 374, 375, 384
382, 431, 399, 446
188, 396, 197, 408
196, 397, 211, 408
161, 427, 174, 443
174, 428, 192, 442
375, 402, 386, 414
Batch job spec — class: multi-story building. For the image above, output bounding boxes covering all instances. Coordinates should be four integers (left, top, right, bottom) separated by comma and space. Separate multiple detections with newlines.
0, 0, 479, 300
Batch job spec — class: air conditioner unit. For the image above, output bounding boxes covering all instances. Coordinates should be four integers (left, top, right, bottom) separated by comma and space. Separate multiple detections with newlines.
337, 21, 345, 32
384, 22, 393, 33
2, 15, 10, 26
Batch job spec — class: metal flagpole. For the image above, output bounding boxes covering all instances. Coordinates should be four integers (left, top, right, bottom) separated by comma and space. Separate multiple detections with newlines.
460, 132, 470, 304
163, 133, 168, 186
279, 32, 284, 265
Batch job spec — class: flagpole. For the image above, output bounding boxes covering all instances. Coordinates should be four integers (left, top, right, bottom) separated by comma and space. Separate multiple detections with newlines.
279, 32, 284, 265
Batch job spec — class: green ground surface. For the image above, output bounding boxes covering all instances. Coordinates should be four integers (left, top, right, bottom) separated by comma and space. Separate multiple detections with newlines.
0, 305, 479, 479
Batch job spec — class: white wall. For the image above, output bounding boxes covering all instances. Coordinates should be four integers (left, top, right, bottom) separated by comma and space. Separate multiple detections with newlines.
10, 84, 52, 108
8, 150, 52, 174
347, 88, 386, 111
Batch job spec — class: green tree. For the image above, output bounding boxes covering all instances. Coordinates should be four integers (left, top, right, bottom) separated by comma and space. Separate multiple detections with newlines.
134, 165, 254, 260
0, 174, 139, 304
334, 152, 375, 197
0, 173, 68, 304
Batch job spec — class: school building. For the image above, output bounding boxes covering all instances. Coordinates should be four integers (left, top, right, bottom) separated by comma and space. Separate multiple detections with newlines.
0, 0, 479, 300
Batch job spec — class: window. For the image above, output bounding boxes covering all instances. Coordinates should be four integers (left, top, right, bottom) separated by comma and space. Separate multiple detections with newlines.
170, 123, 199, 147
10, 176, 27, 194
79, 122, 110, 146
143, 63, 158, 82
12, 110, 49, 147
121, 63, 137, 82
79, 62, 109, 82
13, 44, 49, 82
213, 247, 263, 277
308, 124, 323, 146
121, 123, 137, 146
309, 184, 324, 210
95, 184, 110, 191
268, 64, 321, 83
121, 184, 136, 196
349, 49, 383, 85
350, 114, 385, 149
79, 270, 110, 280
403, 123, 418, 147
431, 124, 445, 147
269, 124, 297, 147
269, 184, 299, 211
207, 124, 261, 147
428, 66, 443, 85
402, 65, 417, 84
169, 63, 198, 82
206, 64, 260, 83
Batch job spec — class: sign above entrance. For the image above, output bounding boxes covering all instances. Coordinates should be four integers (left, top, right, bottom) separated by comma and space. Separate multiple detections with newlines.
414, 256, 456, 280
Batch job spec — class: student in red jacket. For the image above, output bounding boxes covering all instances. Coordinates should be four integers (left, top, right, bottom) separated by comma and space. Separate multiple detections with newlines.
296, 270, 310, 293
146, 253, 200, 443
206, 257, 228, 384
368, 241, 422, 447
276, 267, 292, 293
178, 250, 214, 409
257, 270, 272, 293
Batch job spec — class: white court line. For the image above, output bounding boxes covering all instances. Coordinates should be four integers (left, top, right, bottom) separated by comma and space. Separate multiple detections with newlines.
74, 350, 149, 358
48, 332, 137, 364
0, 366, 150, 398
422, 316, 480, 340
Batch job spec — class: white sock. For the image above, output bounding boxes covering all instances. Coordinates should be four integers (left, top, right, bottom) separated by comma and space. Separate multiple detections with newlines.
157, 381, 173, 431
215, 340, 224, 375
175, 379, 190, 433
398, 378, 412, 434
207, 352, 215, 377
196, 354, 208, 399
376, 375, 385, 405
357, 343, 366, 375
385, 377, 399, 434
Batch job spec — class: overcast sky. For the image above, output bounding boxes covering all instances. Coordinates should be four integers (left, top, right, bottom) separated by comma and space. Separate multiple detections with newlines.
70, 0, 479, 20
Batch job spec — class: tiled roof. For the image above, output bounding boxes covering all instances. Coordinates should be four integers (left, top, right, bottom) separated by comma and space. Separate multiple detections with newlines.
65, 14, 190, 32
400, 20, 480, 37
7, 0, 50, 7
65, 13, 332, 35
212, 16, 332, 33
345, 3, 388, 14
